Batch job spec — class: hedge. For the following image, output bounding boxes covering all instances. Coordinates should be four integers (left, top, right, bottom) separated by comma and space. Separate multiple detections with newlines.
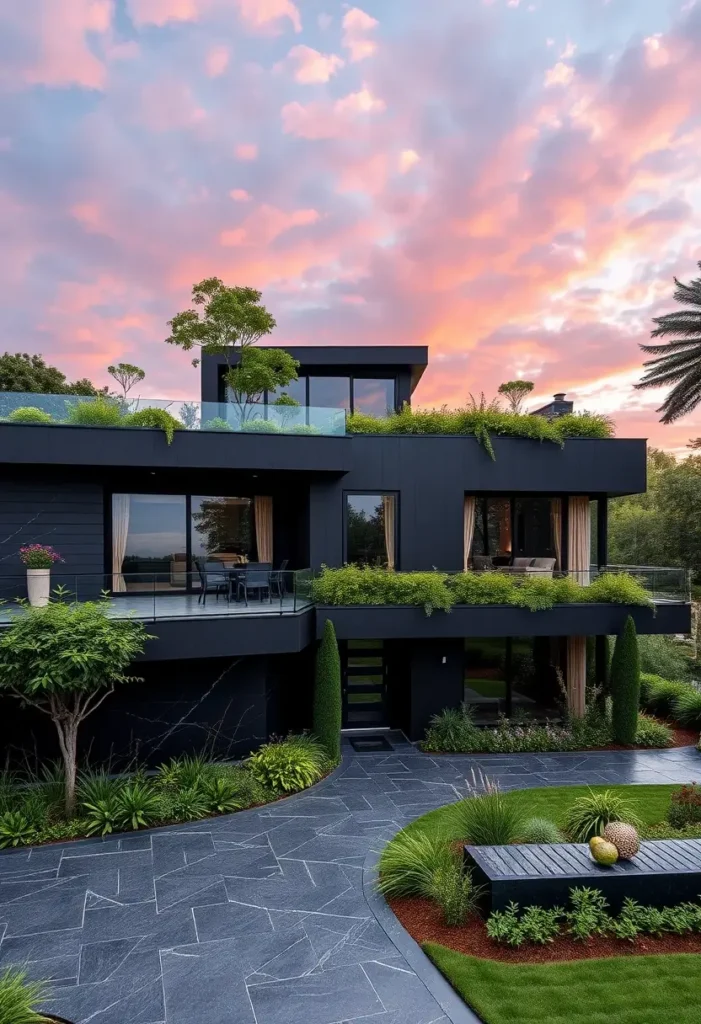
610, 615, 641, 744
313, 619, 342, 762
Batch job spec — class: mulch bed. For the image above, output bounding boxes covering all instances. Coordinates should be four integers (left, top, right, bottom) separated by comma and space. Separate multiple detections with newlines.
390, 896, 701, 963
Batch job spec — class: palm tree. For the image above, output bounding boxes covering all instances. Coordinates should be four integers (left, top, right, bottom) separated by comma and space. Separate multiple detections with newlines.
635, 262, 701, 423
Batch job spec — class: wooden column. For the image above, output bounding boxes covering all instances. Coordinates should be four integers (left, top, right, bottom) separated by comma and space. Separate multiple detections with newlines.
566, 635, 587, 717
597, 498, 609, 569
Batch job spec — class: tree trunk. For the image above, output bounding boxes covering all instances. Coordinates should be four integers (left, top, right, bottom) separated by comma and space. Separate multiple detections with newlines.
53, 716, 79, 819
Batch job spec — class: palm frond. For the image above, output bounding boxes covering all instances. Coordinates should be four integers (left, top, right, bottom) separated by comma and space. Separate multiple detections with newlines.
637, 263, 701, 421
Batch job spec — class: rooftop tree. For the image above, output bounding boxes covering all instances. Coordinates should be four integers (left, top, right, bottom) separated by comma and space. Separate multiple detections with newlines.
0, 600, 152, 817
226, 347, 299, 412
498, 380, 535, 413
108, 362, 145, 400
165, 278, 276, 372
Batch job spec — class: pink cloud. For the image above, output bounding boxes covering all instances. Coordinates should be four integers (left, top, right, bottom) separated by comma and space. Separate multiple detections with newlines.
230, 189, 252, 202
126, 0, 199, 26
342, 7, 379, 61
220, 204, 320, 247
235, 142, 259, 160
280, 44, 344, 83
11, 0, 112, 90
235, 0, 301, 33
281, 87, 385, 138
205, 45, 229, 76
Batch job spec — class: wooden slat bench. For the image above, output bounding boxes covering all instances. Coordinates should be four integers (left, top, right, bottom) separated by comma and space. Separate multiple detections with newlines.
464, 839, 701, 912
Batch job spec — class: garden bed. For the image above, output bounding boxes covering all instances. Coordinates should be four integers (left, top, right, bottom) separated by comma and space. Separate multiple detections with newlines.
392, 896, 701, 963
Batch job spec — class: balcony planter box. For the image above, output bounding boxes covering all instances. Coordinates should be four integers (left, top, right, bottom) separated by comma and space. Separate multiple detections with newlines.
26, 568, 51, 607
316, 602, 692, 640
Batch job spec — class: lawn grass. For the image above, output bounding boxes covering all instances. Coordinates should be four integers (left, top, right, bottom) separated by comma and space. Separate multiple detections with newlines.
423, 943, 701, 1024
400, 784, 677, 844
464, 678, 507, 698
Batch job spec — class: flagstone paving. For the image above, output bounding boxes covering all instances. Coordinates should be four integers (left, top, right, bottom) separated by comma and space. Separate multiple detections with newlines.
0, 738, 698, 1024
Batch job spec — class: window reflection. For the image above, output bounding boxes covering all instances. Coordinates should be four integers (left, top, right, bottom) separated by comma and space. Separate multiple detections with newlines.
353, 379, 395, 416
309, 376, 350, 410
267, 376, 307, 406
346, 494, 396, 568
191, 496, 253, 571
112, 494, 186, 593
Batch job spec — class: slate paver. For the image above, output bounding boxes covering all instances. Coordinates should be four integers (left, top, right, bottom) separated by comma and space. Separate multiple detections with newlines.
0, 738, 697, 1023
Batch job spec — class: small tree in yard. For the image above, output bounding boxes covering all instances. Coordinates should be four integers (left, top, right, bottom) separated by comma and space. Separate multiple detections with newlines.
610, 615, 640, 744
314, 619, 342, 763
0, 601, 152, 817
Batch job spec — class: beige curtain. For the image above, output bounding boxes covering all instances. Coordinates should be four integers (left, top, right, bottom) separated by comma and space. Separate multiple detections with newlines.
463, 496, 476, 571
382, 495, 396, 570
498, 499, 512, 554
567, 635, 587, 717
254, 496, 273, 563
568, 496, 591, 585
111, 493, 130, 593
551, 498, 562, 571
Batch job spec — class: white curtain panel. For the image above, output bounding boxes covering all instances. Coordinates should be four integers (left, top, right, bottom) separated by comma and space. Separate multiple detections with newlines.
551, 498, 562, 571
382, 495, 396, 570
111, 493, 130, 593
463, 496, 476, 572
567, 635, 587, 717
254, 495, 273, 563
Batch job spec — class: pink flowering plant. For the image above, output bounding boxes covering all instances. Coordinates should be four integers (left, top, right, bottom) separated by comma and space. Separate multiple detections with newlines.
19, 544, 64, 569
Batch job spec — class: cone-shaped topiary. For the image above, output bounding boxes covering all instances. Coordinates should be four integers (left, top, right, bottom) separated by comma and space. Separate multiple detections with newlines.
313, 619, 342, 763
610, 615, 640, 744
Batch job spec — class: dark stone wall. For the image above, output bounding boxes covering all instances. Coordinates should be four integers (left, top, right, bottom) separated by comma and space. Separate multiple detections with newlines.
0, 654, 316, 770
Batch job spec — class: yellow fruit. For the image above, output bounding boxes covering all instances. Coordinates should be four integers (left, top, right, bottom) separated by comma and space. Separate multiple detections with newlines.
589, 836, 606, 849
591, 840, 619, 866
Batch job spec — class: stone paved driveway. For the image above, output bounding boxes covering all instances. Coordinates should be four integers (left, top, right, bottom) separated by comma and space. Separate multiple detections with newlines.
0, 738, 699, 1024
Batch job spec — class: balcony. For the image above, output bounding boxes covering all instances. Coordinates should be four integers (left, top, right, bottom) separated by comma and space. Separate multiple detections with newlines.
0, 570, 316, 660
0, 394, 352, 473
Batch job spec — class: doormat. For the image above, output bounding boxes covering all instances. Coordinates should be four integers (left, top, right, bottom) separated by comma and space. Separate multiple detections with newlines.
349, 734, 393, 753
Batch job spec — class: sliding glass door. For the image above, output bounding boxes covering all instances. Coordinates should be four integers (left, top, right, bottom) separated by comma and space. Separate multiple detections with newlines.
191, 496, 254, 569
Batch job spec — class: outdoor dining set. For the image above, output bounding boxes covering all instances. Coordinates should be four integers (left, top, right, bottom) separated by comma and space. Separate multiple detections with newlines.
194, 559, 289, 606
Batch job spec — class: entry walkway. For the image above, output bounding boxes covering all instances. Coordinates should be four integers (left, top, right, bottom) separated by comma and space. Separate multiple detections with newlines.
0, 741, 698, 1024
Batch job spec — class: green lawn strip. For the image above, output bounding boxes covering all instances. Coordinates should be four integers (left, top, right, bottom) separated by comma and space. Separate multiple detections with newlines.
465, 679, 507, 698
400, 785, 677, 844
423, 943, 701, 1024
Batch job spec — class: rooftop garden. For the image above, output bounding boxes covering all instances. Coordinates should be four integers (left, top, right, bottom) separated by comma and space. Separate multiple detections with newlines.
311, 566, 652, 613
348, 404, 613, 457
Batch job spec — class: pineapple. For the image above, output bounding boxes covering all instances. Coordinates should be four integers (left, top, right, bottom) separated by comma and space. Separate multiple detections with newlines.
602, 821, 640, 859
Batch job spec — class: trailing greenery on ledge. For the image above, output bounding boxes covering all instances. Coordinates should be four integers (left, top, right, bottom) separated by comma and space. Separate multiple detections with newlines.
347, 405, 613, 459
311, 566, 652, 614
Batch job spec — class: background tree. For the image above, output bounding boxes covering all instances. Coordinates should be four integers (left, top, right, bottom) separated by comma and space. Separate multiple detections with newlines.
0, 352, 104, 396
0, 601, 151, 816
498, 380, 535, 413
635, 261, 701, 422
226, 347, 299, 409
313, 619, 341, 762
108, 362, 145, 399
165, 278, 276, 370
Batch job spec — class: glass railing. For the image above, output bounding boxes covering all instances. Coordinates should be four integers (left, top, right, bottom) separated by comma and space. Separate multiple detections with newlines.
0, 569, 315, 623
0, 393, 346, 437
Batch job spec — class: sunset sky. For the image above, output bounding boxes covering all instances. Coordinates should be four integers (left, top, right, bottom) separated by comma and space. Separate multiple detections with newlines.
2, 0, 701, 451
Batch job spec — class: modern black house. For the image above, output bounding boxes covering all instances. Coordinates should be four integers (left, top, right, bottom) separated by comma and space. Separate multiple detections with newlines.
0, 345, 691, 765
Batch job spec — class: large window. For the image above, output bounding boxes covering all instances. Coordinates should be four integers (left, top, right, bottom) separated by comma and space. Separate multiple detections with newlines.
346, 493, 397, 568
112, 492, 273, 593
308, 376, 351, 411
352, 379, 395, 417
464, 636, 562, 723
267, 376, 307, 405
112, 494, 187, 592
469, 496, 561, 566
191, 496, 253, 566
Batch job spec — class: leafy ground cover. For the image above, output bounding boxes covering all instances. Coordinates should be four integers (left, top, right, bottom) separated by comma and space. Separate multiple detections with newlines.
423, 945, 701, 1024
0, 735, 334, 850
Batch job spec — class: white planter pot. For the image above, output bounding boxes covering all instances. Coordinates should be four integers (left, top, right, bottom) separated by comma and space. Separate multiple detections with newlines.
27, 568, 51, 607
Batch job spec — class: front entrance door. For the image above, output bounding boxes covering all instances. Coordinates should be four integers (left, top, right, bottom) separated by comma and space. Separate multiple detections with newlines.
342, 639, 388, 728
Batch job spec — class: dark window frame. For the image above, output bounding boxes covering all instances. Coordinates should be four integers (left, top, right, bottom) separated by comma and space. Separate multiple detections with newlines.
343, 489, 400, 569
262, 374, 398, 414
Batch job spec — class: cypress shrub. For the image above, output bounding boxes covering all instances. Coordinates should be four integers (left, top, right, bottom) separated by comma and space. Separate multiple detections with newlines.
313, 619, 342, 763
610, 615, 640, 744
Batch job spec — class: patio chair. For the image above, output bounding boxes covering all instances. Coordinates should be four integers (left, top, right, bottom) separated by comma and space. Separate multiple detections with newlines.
196, 559, 231, 606
235, 563, 273, 606
528, 557, 556, 578
269, 559, 289, 600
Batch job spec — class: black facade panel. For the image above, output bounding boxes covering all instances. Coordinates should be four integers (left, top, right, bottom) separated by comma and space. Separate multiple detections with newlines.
409, 639, 465, 740
0, 477, 104, 600
0, 424, 353, 474
137, 609, 316, 660
317, 602, 691, 639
